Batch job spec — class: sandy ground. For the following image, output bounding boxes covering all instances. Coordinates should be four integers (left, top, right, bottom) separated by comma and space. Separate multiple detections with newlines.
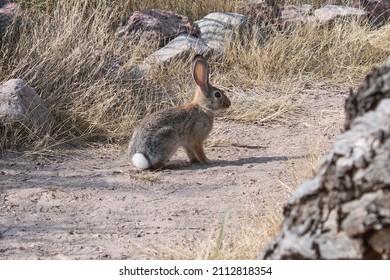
0, 88, 346, 259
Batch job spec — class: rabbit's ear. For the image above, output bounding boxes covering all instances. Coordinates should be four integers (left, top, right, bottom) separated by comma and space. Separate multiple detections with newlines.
192, 55, 209, 91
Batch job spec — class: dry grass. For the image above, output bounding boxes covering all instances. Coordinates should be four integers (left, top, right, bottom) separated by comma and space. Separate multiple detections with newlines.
288, 93, 345, 189
1, 0, 390, 260
1, 0, 389, 149
14, 0, 241, 21
223, 18, 389, 85
143, 199, 283, 259
224, 86, 300, 124
288, 133, 333, 190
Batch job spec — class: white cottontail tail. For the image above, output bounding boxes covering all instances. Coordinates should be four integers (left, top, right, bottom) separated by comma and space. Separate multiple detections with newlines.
128, 55, 231, 169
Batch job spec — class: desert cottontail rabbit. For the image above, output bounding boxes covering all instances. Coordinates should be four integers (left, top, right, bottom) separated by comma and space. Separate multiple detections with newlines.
128, 55, 231, 170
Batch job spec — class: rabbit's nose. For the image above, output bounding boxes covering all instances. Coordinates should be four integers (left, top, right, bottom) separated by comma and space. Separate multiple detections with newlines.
224, 98, 231, 108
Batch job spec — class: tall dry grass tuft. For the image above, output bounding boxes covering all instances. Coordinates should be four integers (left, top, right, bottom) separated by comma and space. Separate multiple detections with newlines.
1, 1, 167, 147
1, 0, 390, 149
219, 18, 389, 124
1, 0, 388, 260
0, 0, 240, 149
223, 18, 390, 85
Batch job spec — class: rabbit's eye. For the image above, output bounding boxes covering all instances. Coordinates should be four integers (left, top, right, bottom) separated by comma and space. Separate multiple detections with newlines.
214, 91, 222, 98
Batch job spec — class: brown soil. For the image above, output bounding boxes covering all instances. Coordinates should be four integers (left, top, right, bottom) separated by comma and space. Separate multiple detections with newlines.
0, 88, 346, 259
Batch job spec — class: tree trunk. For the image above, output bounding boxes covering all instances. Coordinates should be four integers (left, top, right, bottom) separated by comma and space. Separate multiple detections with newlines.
261, 63, 390, 260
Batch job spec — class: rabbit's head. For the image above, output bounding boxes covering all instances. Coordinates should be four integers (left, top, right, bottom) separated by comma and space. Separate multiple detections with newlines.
191, 55, 231, 114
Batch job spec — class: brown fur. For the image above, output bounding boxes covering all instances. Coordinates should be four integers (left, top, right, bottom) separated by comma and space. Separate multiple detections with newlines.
128, 55, 231, 170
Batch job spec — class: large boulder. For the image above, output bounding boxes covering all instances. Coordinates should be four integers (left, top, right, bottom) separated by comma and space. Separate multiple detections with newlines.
139, 12, 247, 69
261, 63, 390, 260
278, 4, 366, 30
142, 34, 210, 68
314, 5, 367, 23
195, 12, 247, 55
116, 9, 200, 48
279, 4, 316, 29
237, 0, 281, 25
0, 79, 54, 137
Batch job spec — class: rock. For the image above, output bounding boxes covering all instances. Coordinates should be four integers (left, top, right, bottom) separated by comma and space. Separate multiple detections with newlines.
0, 1, 18, 15
282, 4, 314, 18
237, 0, 281, 25
142, 34, 210, 68
116, 9, 200, 48
261, 63, 390, 260
353, 0, 390, 26
279, 4, 316, 29
278, 4, 366, 30
344, 62, 390, 130
0, 79, 54, 136
314, 5, 367, 24
195, 12, 247, 55
0, 1, 20, 40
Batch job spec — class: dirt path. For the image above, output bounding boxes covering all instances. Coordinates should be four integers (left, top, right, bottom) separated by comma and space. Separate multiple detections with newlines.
0, 89, 346, 259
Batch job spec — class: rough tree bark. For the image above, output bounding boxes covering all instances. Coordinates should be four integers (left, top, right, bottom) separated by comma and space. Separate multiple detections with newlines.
344, 61, 390, 130
261, 63, 390, 260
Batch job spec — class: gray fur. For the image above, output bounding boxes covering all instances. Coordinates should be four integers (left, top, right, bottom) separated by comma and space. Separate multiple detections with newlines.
128, 55, 231, 169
